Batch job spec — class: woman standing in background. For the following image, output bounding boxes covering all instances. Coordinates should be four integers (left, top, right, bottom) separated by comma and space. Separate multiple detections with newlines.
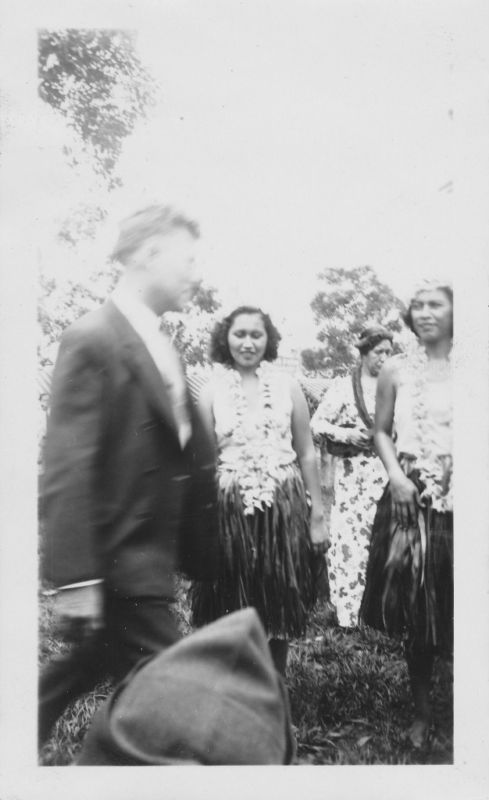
311, 327, 393, 628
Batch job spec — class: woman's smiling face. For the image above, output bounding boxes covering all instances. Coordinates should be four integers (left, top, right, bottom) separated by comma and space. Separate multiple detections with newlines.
410, 288, 453, 342
227, 313, 268, 370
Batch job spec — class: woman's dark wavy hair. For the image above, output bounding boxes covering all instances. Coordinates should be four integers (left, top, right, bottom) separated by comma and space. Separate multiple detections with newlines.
403, 284, 453, 337
356, 326, 394, 356
209, 305, 282, 365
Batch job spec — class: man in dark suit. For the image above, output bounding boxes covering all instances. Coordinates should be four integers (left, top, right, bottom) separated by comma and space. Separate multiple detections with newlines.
39, 204, 218, 746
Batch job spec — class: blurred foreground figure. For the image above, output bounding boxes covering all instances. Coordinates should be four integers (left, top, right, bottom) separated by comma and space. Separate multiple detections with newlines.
39, 205, 218, 748
77, 608, 294, 765
311, 326, 393, 628
360, 280, 453, 750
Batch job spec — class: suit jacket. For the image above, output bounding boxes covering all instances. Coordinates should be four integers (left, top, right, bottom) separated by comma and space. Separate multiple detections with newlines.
41, 299, 219, 596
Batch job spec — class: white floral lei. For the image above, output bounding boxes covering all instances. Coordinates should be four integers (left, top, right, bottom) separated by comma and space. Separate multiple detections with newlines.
405, 343, 453, 512
217, 362, 284, 515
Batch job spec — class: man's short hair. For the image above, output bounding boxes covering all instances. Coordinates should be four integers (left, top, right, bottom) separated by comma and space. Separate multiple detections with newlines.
111, 204, 200, 264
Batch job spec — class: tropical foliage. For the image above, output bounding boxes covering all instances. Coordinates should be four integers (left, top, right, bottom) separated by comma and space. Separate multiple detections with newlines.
37, 29, 220, 374
301, 266, 405, 377
162, 285, 221, 367
39, 274, 221, 369
38, 29, 157, 188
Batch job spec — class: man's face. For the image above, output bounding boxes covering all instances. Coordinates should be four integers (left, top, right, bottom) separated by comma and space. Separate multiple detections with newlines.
145, 228, 201, 314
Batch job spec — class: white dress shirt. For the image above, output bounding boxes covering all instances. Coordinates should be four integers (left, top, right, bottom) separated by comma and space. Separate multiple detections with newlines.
111, 284, 191, 448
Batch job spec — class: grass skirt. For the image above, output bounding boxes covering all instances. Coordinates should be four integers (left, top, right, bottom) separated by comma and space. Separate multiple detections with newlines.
191, 463, 317, 638
359, 464, 453, 654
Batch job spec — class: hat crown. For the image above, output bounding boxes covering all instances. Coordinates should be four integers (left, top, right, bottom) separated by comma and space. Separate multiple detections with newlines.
79, 608, 293, 765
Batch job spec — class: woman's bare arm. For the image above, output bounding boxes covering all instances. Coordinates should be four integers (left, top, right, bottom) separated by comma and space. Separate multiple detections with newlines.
290, 380, 328, 547
375, 360, 419, 528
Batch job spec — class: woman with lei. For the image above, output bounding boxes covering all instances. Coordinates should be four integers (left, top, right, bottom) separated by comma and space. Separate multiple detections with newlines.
310, 327, 393, 628
360, 281, 453, 749
191, 305, 327, 675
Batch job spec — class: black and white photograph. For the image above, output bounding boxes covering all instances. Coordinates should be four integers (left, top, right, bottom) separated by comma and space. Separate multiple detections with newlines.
0, 1, 488, 798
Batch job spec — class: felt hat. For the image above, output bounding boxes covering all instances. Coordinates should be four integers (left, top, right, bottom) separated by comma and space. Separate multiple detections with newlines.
77, 608, 295, 766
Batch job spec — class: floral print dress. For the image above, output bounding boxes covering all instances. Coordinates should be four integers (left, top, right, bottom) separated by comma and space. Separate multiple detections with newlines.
311, 374, 387, 627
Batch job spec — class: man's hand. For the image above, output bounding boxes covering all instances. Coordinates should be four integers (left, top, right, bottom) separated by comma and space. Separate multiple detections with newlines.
53, 583, 104, 643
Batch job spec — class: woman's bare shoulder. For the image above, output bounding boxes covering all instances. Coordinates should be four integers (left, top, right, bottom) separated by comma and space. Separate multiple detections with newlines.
380, 353, 405, 384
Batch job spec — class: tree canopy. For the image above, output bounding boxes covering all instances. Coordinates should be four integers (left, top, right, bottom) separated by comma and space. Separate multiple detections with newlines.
39, 270, 222, 372
302, 266, 404, 377
36, 28, 221, 415
162, 286, 222, 367
38, 29, 157, 188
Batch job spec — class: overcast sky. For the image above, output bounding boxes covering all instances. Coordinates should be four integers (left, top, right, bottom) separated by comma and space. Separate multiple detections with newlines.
109, 1, 464, 345
21, 0, 488, 349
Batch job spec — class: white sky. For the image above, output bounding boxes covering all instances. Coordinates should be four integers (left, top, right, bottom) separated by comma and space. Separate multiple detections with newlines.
24, 0, 488, 349
109, 1, 463, 345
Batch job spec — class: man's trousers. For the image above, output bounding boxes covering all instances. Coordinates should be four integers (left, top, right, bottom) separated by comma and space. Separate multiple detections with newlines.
39, 593, 180, 748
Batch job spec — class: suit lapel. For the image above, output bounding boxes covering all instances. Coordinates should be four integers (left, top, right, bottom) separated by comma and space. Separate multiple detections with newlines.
103, 299, 180, 437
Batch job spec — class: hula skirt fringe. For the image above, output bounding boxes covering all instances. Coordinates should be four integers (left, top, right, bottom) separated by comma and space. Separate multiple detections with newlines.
191, 464, 317, 638
359, 463, 453, 654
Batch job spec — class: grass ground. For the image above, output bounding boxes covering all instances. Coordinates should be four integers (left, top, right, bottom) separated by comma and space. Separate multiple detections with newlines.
39, 589, 453, 767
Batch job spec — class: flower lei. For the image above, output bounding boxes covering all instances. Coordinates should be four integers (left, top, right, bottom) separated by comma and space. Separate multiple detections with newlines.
405, 343, 453, 512
217, 362, 282, 515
